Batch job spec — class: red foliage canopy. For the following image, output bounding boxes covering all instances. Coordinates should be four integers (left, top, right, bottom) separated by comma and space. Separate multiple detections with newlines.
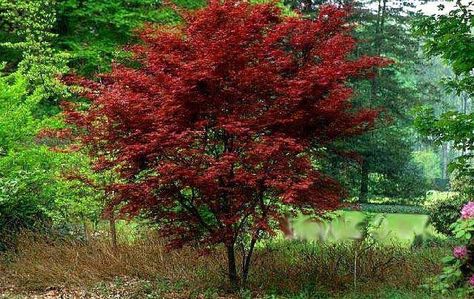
63, 0, 388, 248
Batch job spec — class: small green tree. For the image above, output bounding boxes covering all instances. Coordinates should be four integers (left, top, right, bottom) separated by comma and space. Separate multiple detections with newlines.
0, 0, 68, 94
0, 71, 103, 248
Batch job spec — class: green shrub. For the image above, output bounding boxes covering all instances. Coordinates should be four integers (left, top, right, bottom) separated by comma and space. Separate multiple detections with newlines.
345, 204, 427, 215
450, 170, 474, 197
424, 191, 468, 235
366, 197, 425, 206
368, 161, 430, 199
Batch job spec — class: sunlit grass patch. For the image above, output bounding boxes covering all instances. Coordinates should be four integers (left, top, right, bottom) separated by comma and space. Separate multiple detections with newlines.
292, 211, 442, 246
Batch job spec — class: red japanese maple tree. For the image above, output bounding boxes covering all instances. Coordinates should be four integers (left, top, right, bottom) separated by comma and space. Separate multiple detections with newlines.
62, 0, 388, 288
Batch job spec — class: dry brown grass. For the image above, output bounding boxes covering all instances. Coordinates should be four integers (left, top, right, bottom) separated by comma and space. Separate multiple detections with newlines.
0, 233, 448, 297
0, 233, 224, 292
247, 241, 446, 293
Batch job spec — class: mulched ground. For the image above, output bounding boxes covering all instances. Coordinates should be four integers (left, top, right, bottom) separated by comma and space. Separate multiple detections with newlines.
0, 278, 240, 299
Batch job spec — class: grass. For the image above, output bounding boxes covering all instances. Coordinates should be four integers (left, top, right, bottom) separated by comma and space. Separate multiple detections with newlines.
0, 231, 450, 298
0, 207, 453, 298
292, 211, 441, 246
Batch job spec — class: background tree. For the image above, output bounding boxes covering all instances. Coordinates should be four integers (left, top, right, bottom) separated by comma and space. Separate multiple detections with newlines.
0, 0, 68, 95
0, 0, 73, 249
348, 0, 436, 201
59, 1, 388, 288
55, 0, 206, 75
0, 70, 104, 250
0, 0, 205, 248
413, 0, 473, 250
414, 0, 473, 178
282, 0, 448, 201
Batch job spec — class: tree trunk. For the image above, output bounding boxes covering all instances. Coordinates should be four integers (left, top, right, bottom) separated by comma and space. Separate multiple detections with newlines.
242, 235, 258, 286
83, 219, 90, 242
360, 160, 369, 203
441, 143, 448, 180
226, 244, 239, 290
462, 93, 468, 114
109, 210, 118, 251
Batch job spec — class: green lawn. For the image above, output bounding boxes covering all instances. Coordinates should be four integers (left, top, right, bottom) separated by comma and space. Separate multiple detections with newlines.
292, 211, 438, 245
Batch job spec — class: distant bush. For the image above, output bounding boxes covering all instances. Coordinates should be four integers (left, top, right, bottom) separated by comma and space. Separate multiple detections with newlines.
424, 191, 468, 235
368, 161, 430, 199
346, 203, 427, 215
367, 196, 425, 206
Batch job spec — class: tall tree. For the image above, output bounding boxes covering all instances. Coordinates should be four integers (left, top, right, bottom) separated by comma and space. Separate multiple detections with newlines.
0, 0, 68, 89
54, 0, 205, 75
414, 1, 474, 290
353, 0, 431, 201
286, 0, 437, 200
57, 1, 388, 288
415, 0, 474, 177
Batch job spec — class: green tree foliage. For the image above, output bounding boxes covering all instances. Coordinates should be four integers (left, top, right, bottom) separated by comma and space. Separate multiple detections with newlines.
0, 1, 66, 245
0, 0, 207, 249
0, 0, 68, 94
415, 0, 474, 96
351, 1, 437, 201
0, 72, 102, 249
1, 0, 205, 75
413, 150, 442, 183
414, 1, 473, 182
55, 0, 197, 74
416, 110, 474, 176
303, 1, 439, 200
